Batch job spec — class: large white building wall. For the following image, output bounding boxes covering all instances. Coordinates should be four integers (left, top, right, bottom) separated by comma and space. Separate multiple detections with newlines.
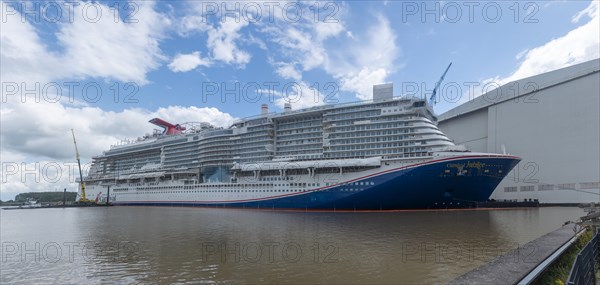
438, 108, 488, 152
439, 60, 600, 204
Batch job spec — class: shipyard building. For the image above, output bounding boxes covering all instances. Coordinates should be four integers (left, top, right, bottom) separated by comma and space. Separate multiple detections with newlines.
438, 59, 600, 204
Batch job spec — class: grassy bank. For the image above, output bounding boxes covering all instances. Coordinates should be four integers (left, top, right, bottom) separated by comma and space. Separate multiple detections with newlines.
533, 227, 594, 285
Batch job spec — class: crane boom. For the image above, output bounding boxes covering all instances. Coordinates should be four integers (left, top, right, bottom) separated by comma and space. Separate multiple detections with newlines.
429, 62, 452, 106
71, 129, 88, 202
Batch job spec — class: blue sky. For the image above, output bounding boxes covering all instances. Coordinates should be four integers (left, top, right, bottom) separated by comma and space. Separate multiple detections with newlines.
1, 0, 599, 199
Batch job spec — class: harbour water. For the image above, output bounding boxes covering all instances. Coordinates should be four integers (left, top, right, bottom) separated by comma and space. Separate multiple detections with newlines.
0, 206, 584, 284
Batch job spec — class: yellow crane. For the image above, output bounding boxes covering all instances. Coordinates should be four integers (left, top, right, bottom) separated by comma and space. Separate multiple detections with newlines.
71, 129, 92, 204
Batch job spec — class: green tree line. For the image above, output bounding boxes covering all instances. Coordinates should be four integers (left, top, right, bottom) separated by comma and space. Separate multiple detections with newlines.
14, 192, 77, 203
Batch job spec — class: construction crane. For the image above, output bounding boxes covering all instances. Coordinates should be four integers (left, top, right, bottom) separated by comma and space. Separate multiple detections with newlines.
71, 129, 92, 204
429, 62, 453, 106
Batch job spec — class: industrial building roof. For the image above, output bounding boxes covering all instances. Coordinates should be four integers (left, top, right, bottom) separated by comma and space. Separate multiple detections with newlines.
439, 58, 600, 122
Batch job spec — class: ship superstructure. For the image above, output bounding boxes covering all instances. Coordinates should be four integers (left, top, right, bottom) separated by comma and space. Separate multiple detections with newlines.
84, 84, 520, 209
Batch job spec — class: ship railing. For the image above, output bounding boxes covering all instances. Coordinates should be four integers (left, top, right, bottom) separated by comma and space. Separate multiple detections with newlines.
232, 157, 381, 171
232, 96, 419, 125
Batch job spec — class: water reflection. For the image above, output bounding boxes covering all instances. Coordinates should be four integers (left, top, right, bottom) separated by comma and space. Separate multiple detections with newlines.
0, 207, 583, 284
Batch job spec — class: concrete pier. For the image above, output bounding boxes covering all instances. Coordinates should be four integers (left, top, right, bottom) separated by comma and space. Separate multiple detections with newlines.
448, 224, 582, 285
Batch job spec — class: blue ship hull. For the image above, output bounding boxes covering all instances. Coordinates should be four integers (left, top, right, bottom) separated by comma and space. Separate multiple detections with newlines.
116, 155, 520, 210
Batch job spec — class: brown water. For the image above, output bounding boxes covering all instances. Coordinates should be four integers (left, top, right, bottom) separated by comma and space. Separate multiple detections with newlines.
0, 206, 584, 284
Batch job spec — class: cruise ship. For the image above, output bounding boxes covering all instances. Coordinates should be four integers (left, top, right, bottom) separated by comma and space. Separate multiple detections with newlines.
82, 84, 520, 209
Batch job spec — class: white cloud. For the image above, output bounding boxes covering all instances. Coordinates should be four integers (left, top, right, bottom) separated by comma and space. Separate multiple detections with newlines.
326, 15, 399, 100
0, 99, 236, 201
314, 21, 345, 41
572, 1, 598, 23
245, 33, 267, 50
262, 25, 328, 72
515, 49, 529, 60
177, 12, 211, 37
206, 17, 251, 66
275, 63, 302, 81
258, 81, 332, 110
154, 106, 236, 127
176, 2, 254, 67
0, 1, 169, 85
0, 156, 84, 201
438, 1, 600, 115
168, 51, 211, 72
0, 1, 59, 84
0, 101, 236, 161
257, 1, 349, 78
339, 68, 389, 101
262, 11, 399, 102
0, 0, 176, 200
490, 1, 599, 86
57, 1, 170, 84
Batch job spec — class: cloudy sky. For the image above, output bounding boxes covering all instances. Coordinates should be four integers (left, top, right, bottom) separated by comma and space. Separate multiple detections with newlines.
1, 0, 599, 200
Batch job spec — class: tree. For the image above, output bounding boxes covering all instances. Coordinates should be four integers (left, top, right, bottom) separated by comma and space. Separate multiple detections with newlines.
15, 192, 77, 203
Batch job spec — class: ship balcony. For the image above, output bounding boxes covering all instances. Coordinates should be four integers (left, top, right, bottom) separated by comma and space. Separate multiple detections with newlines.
163, 158, 201, 165
198, 139, 236, 147
239, 133, 274, 141
199, 160, 234, 166
238, 140, 273, 147
324, 107, 382, 117
277, 137, 323, 144
324, 125, 432, 137
328, 132, 449, 145
322, 145, 435, 157
163, 142, 201, 151
325, 116, 431, 128
276, 146, 324, 153
235, 149, 269, 156
326, 121, 433, 133
198, 147, 234, 154
275, 130, 323, 138
236, 153, 273, 162
275, 117, 322, 127
276, 141, 322, 149
323, 113, 382, 124
245, 124, 274, 131
163, 148, 200, 156
236, 143, 274, 152
275, 125, 323, 133
276, 151, 324, 157
198, 152, 234, 159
